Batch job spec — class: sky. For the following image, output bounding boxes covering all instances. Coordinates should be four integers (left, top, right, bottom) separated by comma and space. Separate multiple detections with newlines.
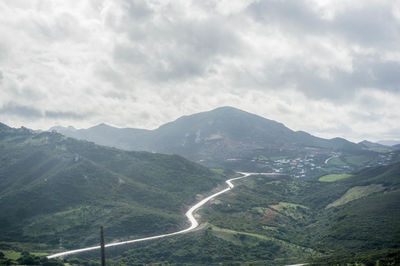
0, 0, 399, 143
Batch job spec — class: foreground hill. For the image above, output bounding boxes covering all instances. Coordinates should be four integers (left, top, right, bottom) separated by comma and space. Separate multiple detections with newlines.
0, 122, 224, 251
53, 107, 383, 174
70, 162, 400, 265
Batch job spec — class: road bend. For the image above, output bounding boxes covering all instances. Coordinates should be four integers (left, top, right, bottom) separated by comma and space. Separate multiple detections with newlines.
47, 172, 273, 259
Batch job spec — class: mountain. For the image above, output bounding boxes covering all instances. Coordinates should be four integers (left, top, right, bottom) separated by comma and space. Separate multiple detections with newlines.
51, 107, 368, 172
142, 107, 362, 157
377, 140, 400, 146
0, 123, 225, 251
358, 140, 394, 152
50, 123, 150, 151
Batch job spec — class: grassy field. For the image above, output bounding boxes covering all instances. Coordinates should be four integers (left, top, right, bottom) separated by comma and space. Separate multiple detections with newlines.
0, 250, 48, 260
326, 184, 385, 208
1, 250, 21, 260
319, 173, 353, 182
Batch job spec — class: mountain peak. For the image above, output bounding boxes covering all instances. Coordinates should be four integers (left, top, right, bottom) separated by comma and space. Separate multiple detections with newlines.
359, 140, 372, 144
92, 123, 113, 129
211, 106, 242, 112
209, 106, 260, 116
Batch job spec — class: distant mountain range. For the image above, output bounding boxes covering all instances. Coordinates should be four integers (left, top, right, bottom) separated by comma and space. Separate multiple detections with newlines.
377, 140, 400, 146
357, 140, 397, 152
52, 107, 389, 169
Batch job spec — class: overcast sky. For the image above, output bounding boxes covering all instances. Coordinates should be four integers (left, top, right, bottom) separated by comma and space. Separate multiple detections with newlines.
0, 0, 399, 142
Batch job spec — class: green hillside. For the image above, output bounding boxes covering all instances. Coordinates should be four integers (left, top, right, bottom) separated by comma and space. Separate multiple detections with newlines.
1, 121, 399, 265
77, 162, 400, 265
0, 123, 224, 253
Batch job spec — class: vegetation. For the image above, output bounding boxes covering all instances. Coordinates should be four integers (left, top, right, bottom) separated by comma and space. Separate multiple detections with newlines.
309, 248, 400, 265
0, 243, 63, 265
319, 173, 353, 182
0, 124, 225, 253
326, 184, 385, 208
69, 162, 400, 265
1, 121, 400, 265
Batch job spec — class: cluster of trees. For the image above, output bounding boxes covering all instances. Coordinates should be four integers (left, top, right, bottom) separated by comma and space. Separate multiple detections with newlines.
0, 251, 63, 266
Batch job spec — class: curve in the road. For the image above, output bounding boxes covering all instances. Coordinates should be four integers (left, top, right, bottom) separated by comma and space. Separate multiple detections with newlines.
324, 155, 337, 164
48, 172, 272, 259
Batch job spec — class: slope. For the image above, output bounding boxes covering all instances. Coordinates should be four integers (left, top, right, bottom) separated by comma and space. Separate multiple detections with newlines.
85, 162, 400, 265
0, 123, 224, 251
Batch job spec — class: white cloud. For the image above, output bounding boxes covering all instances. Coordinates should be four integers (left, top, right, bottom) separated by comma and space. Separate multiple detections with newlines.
0, 0, 399, 142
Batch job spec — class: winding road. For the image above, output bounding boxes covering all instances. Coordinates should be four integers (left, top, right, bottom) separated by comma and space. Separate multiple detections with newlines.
324, 155, 338, 164
47, 172, 272, 259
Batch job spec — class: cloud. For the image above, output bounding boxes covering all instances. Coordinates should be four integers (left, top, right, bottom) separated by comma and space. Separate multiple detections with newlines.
239, 0, 400, 100
246, 0, 400, 48
110, 1, 243, 82
0, 102, 92, 121
0, 0, 398, 142
44, 110, 92, 120
0, 102, 42, 118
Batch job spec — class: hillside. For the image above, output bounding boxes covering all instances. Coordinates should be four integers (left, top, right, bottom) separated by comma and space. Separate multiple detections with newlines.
0, 122, 224, 251
71, 162, 400, 265
52, 107, 380, 175
1, 119, 399, 264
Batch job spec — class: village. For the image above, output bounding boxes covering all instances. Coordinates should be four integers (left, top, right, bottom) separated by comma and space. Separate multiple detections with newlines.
249, 150, 398, 179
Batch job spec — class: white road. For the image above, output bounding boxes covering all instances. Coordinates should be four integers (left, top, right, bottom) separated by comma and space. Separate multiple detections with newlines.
324, 155, 338, 164
47, 172, 273, 259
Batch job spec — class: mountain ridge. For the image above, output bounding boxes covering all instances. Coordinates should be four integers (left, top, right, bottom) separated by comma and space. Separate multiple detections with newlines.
49, 106, 366, 171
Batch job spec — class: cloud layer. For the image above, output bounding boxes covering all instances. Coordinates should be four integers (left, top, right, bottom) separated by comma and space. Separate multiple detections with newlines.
0, 0, 399, 142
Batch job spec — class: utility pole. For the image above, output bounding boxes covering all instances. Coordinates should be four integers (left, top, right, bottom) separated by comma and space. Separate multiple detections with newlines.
100, 226, 106, 266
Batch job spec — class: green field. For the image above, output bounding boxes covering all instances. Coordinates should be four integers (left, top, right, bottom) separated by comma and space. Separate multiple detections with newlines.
327, 184, 385, 208
0, 250, 48, 260
1, 250, 21, 260
319, 174, 353, 182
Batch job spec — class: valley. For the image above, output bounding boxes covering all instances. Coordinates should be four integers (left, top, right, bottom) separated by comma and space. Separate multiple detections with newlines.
85, 162, 400, 265
47, 172, 263, 259
1, 107, 399, 265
